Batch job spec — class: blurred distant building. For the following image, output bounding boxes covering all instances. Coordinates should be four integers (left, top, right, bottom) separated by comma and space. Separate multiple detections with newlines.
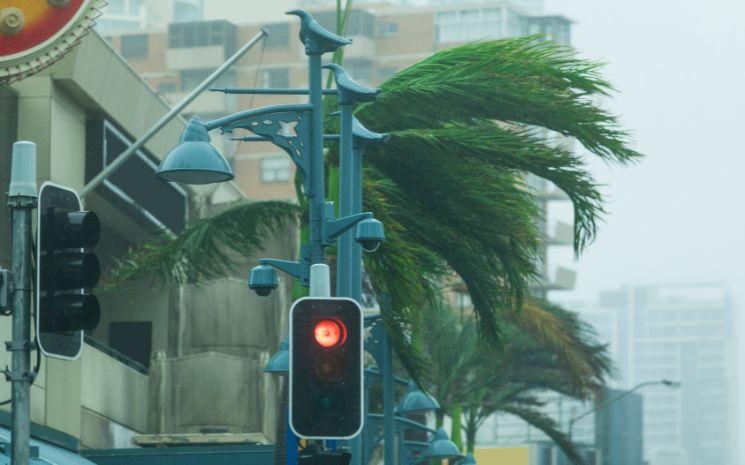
96, 0, 204, 33
577, 284, 735, 465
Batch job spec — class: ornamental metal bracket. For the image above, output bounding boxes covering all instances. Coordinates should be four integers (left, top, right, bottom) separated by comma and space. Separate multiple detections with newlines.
260, 245, 310, 287
321, 201, 373, 246
208, 104, 313, 195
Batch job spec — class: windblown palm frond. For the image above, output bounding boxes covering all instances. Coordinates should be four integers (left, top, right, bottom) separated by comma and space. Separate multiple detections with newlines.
104, 201, 299, 288
358, 37, 641, 164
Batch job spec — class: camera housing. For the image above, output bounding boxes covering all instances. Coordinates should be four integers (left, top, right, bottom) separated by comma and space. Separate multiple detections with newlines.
248, 264, 278, 297
355, 218, 385, 252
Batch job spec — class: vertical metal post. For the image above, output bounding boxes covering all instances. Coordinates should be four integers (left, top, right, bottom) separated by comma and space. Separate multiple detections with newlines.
308, 54, 325, 267
382, 331, 395, 465
8, 141, 37, 465
335, 100, 354, 298
350, 145, 364, 301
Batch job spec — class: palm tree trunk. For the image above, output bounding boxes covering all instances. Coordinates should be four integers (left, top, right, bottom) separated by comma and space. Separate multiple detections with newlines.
436, 410, 444, 429
450, 404, 463, 451
274, 376, 289, 465
465, 408, 478, 454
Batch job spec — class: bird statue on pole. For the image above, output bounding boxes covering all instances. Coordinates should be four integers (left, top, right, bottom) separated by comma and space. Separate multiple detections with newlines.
324, 63, 380, 103
286, 9, 352, 55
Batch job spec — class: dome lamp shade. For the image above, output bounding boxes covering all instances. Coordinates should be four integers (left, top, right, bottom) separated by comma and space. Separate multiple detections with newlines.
157, 116, 234, 185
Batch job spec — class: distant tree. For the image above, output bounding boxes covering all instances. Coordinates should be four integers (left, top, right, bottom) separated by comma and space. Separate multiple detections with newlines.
418, 299, 611, 463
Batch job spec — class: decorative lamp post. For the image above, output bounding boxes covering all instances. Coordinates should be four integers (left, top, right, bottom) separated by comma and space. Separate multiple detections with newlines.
397, 381, 440, 415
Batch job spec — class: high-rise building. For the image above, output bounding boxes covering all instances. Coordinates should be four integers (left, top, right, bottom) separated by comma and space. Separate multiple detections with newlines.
575, 284, 735, 465
96, 0, 204, 34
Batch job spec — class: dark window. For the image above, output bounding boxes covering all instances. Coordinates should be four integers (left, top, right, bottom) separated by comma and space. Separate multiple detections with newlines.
377, 22, 398, 36
109, 321, 153, 368
173, 0, 202, 22
168, 20, 236, 53
345, 59, 373, 84
121, 34, 149, 59
261, 68, 290, 88
158, 82, 177, 94
85, 120, 188, 234
264, 23, 290, 48
377, 67, 397, 82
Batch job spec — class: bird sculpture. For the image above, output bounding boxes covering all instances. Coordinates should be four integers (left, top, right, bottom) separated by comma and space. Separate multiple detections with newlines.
286, 9, 352, 54
352, 117, 389, 146
323, 63, 381, 103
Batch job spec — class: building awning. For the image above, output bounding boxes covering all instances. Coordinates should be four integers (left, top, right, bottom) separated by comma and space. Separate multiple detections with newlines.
83, 444, 274, 465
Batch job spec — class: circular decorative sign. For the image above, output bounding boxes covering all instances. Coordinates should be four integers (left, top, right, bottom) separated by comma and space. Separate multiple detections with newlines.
0, 0, 106, 83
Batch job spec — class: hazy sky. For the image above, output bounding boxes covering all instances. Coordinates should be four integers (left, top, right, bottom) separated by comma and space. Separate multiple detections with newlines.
541, 1, 744, 461
542, 0, 745, 304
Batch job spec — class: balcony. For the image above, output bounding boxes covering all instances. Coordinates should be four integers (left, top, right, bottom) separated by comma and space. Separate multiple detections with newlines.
165, 46, 226, 71
547, 220, 574, 246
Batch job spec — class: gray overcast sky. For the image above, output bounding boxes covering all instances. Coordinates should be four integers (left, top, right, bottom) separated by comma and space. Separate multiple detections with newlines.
542, 1, 744, 459
543, 0, 745, 302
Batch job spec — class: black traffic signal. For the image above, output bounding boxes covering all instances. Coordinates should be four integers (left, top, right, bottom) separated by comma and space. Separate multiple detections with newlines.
290, 297, 363, 439
37, 182, 101, 360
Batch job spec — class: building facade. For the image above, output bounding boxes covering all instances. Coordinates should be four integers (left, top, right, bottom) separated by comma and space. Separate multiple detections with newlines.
0, 29, 294, 454
576, 284, 735, 465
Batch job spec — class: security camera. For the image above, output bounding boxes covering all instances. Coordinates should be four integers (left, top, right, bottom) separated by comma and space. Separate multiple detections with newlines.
355, 218, 385, 252
248, 264, 278, 297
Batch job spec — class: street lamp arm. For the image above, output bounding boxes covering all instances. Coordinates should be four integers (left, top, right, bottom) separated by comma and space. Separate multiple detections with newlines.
571, 380, 679, 427
204, 103, 313, 131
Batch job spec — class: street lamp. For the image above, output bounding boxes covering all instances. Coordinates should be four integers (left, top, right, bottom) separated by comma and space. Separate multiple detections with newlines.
568, 379, 681, 439
156, 116, 235, 184
397, 381, 440, 415
264, 336, 289, 374
420, 427, 463, 462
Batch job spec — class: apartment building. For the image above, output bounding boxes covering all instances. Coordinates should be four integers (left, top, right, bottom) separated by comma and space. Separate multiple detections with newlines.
576, 284, 735, 465
96, 0, 204, 34
0, 28, 294, 461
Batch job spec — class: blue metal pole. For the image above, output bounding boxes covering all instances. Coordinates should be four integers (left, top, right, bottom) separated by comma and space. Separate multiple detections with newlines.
351, 144, 364, 300
336, 100, 354, 297
382, 331, 395, 465
308, 54, 325, 266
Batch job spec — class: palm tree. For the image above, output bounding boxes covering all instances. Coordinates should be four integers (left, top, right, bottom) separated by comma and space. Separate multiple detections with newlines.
417, 299, 611, 464
107, 37, 639, 372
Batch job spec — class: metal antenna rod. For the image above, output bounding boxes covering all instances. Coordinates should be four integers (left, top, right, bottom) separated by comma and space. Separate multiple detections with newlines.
79, 29, 268, 199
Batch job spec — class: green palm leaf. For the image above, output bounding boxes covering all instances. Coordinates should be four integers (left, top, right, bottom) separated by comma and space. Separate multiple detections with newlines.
104, 200, 299, 288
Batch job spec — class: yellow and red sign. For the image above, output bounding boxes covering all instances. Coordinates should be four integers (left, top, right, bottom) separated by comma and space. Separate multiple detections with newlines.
0, 0, 106, 83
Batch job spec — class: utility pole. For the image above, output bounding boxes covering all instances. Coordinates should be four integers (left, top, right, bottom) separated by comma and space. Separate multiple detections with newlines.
7, 141, 37, 465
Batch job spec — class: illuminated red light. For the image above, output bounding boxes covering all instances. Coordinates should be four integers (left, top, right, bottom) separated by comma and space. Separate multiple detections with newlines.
314, 319, 346, 347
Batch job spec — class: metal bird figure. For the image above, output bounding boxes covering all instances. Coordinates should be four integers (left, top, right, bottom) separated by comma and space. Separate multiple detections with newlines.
352, 117, 389, 146
286, 9, 352, 55
324, 63, 380, 103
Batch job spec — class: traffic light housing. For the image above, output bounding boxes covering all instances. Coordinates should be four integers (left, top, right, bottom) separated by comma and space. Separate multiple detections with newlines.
37, 182, 101, 360
290, 297, 363, 439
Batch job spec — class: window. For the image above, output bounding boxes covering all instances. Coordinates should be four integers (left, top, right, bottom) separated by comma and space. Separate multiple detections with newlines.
345, 59, 373, 85
261, 156, 291, 183
121, 34, 149, 59
261, 68, 290, 88
158, 82, 177, 94
377, 22, 398, 37
173, 0, 203, 23
264, 23, 290, 48
169, 21, 236, 52
377, 67, 397, 82
435, 8, 505, 43
109, 321, 152, 368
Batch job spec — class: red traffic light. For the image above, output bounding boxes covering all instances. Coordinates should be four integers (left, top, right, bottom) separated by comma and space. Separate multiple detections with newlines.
314, 319, 346, 348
